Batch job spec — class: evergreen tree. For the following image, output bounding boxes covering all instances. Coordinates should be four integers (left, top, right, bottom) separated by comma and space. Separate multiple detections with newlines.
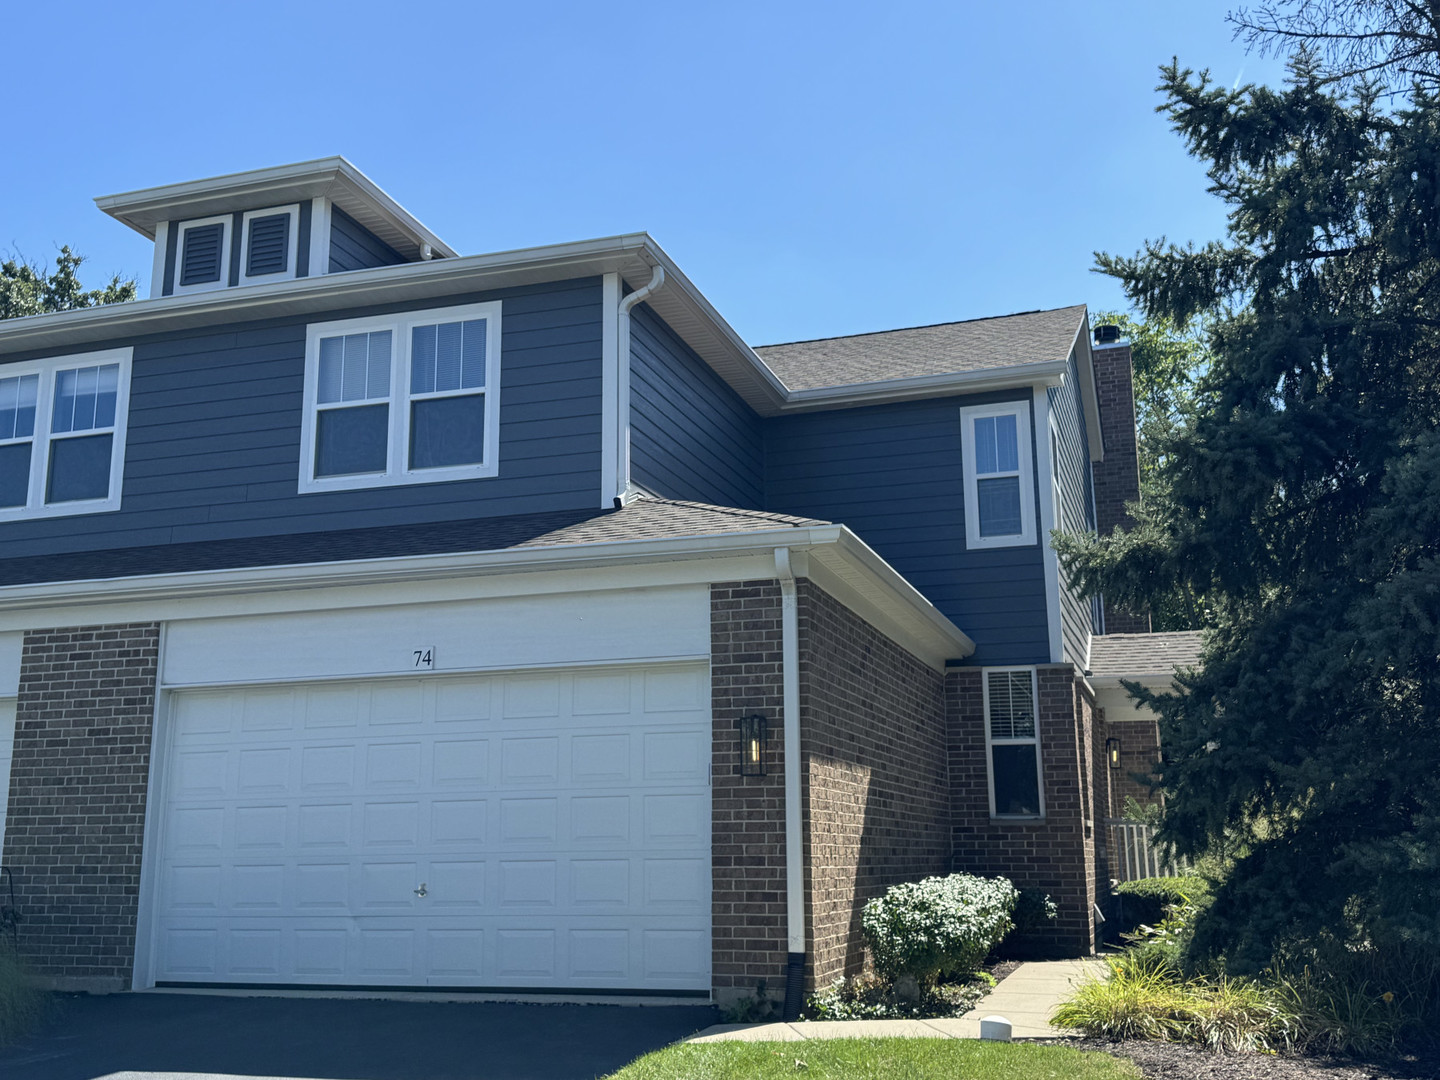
1086, 311, 1210, 630
1056, 53, 1440, 968
0, 247, 137, 321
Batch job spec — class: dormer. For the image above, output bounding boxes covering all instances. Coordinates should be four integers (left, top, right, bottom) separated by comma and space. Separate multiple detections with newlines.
95, 157, 457, 299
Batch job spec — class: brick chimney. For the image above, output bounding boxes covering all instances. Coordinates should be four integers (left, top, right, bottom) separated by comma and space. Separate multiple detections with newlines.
1090, 328, 1151, 633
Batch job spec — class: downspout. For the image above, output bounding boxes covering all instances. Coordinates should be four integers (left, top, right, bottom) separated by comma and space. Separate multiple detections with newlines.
613, 265, 666, 505
775, 547, 806, 1020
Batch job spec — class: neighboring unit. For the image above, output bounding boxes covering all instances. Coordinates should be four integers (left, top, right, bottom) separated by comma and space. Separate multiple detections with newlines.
0, 159, 1189, 1001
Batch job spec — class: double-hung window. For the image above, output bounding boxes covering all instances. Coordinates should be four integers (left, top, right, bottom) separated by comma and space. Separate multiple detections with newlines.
300, 301, 501, 492
983, 667, 1044, 818
960, 401, 1035, 548
0, 348, 131, 519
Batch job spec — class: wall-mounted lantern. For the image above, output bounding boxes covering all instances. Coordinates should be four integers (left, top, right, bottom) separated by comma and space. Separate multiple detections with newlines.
1106, 737, 1122, 769
738, 713, 769, 777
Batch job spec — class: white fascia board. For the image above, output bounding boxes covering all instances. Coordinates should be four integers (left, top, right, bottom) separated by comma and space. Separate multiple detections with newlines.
1073, 314, 1105, 462
779, 362, 1069, 415
0, 524, 974, 671
814, 529, 977, 665
95, 157, 457, 261
0, 234, 659, 355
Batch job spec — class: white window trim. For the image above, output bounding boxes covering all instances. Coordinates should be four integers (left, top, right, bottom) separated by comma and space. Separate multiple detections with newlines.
172, 214, 233, 296
982, 666, 1046, 820
239, 204, 301, 286
299, 301, 502, 494
960, 400, 1036, 549
0, 347, 132, 521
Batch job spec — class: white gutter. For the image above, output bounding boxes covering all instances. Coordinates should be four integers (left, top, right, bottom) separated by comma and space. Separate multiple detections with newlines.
0, 521, 974, 666
614, 266, 666, 503
775, 547, 805, 960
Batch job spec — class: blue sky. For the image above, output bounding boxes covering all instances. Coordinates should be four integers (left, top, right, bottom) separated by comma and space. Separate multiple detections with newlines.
2, 2, 1286, 346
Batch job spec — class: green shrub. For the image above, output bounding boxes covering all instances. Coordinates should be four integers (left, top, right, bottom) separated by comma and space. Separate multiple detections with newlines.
861, 873, 1018, 988
1053, 955, 1296, 1052
804, 973, 986, 1020
1113, 875, 1210, 934
0, 949, 50, 1047
1012, 889, 1058, 934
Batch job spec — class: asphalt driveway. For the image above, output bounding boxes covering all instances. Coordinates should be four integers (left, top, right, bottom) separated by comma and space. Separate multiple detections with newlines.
0, 992, 716, 1080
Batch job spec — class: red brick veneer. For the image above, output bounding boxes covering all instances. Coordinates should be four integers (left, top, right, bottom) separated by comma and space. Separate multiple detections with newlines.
1090, 342, 1151, 634
797, 581, 950, 988
948, 664, 1100, 954
710, 581, 789, 996
3, 623, 160, 990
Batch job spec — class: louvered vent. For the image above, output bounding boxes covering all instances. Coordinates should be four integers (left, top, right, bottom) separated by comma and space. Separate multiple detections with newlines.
246, 213, 291, 277
179, 223, 225, 286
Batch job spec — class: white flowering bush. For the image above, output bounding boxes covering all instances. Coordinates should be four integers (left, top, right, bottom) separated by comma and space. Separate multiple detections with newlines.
861, 873, 1020, 987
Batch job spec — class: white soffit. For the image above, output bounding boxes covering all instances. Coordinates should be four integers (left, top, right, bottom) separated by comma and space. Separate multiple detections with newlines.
95, 157, 456, 262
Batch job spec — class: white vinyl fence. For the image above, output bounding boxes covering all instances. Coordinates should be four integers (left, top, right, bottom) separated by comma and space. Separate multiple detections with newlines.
1106, 818, 1189, 882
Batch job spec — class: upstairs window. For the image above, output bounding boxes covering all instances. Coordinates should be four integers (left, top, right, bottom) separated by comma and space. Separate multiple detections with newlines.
983, 667, 1044, 818
960, 401, 1035, 549
300, 301, 501, 493
0, 348, 132, 519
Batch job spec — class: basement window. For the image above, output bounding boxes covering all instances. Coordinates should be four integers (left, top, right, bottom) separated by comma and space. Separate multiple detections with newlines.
0, 348, 132, 519
984, 667, 1045, 818
299, 301, 502, 493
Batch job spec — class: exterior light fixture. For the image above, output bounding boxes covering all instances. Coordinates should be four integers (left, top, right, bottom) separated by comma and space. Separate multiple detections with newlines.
1106, 738, 1121, 769
738, 713, 768, 777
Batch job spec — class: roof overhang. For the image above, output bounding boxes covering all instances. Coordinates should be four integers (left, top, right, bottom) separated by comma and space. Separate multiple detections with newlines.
0, 523, 975, 671
0, 229, 1096, 420
1072, 313, 1106, 461
94, 157, 457, 263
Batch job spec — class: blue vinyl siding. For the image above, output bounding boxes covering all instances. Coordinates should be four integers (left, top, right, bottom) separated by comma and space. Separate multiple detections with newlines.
764, 394, 1050, 666
629, 303, 764, 508
1049, 351, 1100, 666
0, 277, 603, 559
329, 207, 406, 272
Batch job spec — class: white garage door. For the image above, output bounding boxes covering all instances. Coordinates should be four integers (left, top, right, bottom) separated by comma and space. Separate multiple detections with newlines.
149, 663, 712, 991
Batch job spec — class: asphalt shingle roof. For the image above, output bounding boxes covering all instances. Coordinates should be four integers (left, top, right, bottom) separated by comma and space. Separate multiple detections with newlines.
754, 305, 1088, 391
0, 499, 829, 588
1088, 631, 1206, 680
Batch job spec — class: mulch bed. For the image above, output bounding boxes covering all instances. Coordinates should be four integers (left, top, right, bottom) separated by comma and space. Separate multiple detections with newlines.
1079, 1039, 1440, 1080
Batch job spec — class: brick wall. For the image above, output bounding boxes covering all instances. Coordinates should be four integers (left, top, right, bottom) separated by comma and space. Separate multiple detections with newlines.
1090, 342, 1151, 634
710, 581, 789, 998
3, 623, 160, 991
797, 581, 949, 989
1104, 715, 1163, 817
948, 664, 1099, 954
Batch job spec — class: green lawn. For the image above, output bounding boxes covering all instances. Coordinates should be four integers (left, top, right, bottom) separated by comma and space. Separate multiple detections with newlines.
601, 1038, 1140, 1079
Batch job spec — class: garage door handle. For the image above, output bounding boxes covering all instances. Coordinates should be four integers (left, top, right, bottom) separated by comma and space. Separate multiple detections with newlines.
413, 883, 427, 898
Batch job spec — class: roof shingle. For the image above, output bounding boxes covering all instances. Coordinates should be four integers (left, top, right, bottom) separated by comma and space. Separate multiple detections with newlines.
1088, 631, 1206, 680
754, 305, 1087, 391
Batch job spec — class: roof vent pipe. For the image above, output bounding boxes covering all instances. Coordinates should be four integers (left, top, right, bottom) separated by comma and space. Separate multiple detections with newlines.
1093, 324, 1123, 345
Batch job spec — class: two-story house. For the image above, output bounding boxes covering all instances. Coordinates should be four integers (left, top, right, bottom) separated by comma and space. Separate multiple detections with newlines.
0, 159, 1188, 1007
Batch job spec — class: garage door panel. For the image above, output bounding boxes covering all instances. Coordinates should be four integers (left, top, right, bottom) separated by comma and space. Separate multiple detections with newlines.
153, 664, 711, 990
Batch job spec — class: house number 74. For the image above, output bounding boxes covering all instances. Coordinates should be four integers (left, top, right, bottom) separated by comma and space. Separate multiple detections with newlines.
413, 648, 436, 670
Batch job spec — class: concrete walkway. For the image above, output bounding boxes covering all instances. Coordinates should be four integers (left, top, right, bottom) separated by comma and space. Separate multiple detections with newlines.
689, 957, 1108, 1043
